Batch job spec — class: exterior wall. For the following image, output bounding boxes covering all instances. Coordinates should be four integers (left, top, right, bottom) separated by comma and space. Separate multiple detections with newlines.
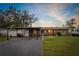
8, 29, 30, 37
7, 28, 41, 37
24, 30, 29, 36
8, 30, 17, 36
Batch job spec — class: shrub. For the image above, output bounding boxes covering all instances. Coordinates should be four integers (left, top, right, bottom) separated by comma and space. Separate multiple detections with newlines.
56, 32, 62, 36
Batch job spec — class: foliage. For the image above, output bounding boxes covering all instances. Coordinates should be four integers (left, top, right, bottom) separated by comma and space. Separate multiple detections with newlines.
66, 18, 76, 31
0, 6, 38, 28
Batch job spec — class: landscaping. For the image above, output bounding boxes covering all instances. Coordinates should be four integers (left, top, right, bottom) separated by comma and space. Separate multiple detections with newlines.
43, 36, 79, 56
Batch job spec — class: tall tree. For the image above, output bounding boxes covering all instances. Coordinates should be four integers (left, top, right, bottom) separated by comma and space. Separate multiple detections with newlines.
0, 10, 6, 28
66, 18, 76, 32
21, 10, 38, 27
0, 6, 38, 28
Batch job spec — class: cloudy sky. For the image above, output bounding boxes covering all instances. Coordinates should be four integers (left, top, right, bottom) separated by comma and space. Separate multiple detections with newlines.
0, 3, 79, 27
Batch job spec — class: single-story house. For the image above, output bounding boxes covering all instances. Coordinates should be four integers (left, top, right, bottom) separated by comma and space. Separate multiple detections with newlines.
7, 27, 69, 37
0, 27, 69, 37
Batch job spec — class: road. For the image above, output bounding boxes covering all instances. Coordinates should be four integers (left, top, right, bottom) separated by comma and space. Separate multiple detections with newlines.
0, 37, 42, 56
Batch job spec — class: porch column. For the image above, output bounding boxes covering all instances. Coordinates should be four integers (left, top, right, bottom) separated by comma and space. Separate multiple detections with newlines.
40, 28, 41, 37
7, 28, 9, 40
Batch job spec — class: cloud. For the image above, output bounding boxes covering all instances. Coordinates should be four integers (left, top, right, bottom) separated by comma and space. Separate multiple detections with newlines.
74, 8, 79, 16
40, 21, 56, 27
31, 3, 72, 27
32, 20, 56, 27
33, 4, 71, 23
46, 4, 71, 23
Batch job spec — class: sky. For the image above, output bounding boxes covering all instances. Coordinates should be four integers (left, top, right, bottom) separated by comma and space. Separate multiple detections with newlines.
0, 3, 79, 27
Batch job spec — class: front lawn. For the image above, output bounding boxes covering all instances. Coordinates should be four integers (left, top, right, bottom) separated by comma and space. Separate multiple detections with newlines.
43, 36, 79, 56
0, 35, 7, 41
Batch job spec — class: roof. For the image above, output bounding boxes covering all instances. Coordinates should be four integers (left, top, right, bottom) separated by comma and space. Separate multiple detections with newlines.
8, 27, 41, 29
8, 27, 68, 30
41, 27, 69, 30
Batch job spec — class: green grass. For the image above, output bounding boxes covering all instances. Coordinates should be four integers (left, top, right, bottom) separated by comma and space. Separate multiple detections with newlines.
0, 35, 7, 41
43, 36, 79, 56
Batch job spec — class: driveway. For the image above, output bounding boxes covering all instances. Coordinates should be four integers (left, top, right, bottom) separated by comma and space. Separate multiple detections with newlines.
0, 37, 42, 56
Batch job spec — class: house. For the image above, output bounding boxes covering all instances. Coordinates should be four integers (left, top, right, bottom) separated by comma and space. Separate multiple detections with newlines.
7, 27, 69, 37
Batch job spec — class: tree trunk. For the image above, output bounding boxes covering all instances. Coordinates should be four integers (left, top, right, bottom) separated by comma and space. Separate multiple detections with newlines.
7, 28, 9, 40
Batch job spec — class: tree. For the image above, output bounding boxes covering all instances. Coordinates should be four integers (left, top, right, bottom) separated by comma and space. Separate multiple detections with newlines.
66, 18, 76, 32
0, 6, 38, 28
20, 10, 38, 27
0, 10, 7, 28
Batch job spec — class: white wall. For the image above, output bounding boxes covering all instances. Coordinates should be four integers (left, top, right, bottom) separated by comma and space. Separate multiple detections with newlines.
8, 30, 17, 36
24, 30, 29, 36
0, 29, 30, 36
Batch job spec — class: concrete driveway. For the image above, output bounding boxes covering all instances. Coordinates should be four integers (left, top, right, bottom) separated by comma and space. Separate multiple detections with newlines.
0, 37, 42, 56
